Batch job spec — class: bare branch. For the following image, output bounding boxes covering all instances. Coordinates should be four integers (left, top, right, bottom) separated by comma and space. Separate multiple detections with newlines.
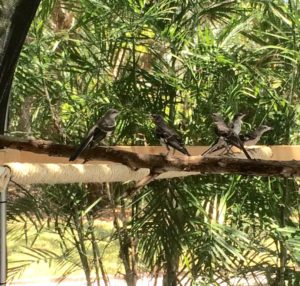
126, 171, 160, 197
0, 135, 299, 177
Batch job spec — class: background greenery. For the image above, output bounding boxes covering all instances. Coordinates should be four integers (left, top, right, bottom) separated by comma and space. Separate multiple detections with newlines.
6, 0, 300, 285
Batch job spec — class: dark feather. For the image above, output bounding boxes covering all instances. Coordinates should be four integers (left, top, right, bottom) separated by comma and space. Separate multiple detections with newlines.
69, 127, 106, 161
152, 114, 190, 156
211, 113, 251, 159
69, 109, 119, 161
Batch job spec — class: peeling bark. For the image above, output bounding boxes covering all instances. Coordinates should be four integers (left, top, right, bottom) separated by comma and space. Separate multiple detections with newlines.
0, 135, 300, 177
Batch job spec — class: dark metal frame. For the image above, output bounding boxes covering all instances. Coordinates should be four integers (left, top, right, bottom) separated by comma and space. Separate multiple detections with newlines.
0, 1, 41, 284
0, 168, 10, 285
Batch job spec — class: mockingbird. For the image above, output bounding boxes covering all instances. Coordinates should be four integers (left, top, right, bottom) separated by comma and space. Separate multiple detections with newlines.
69, 108, 119, 161
229, 112, 246, 134
209, 113, 252, 159
240, 125, 273, 146
151, 114, 190, 156
202, 112, 246, 156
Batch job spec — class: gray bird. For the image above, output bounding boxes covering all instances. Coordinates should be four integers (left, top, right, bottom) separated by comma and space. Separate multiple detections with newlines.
202, 112, 246, 156
240, 125, 273, 146
229, 112, 246, 135
151, 114, 190, 156
69, 108, 119, 161
211, 113, 252, 159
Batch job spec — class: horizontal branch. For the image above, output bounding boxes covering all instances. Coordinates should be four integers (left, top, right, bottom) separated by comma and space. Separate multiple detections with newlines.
0, 135, 299, 177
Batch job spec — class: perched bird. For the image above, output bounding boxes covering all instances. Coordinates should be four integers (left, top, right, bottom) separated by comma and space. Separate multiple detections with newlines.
151, 114, 190, 156
69, 108, 119, 161
211, 113, 252, 159
229, 112, 246, 135
240, 125, 273, 146
202, 112, 246, 156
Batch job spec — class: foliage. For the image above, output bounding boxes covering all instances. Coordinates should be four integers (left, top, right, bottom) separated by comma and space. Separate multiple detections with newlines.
6, 0, 300, 285
8, 182, 116, 285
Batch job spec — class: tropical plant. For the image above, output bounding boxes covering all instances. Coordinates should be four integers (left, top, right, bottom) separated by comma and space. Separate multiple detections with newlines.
5, 0, 300, 285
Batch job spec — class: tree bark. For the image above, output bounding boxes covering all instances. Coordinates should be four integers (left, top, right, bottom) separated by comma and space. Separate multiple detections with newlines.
0, 135, 299, 177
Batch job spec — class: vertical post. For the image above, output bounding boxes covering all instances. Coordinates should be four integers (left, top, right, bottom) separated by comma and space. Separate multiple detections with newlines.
0, 167, 10, 286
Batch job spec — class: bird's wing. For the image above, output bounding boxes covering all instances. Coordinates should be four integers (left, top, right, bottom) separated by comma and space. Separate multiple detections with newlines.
155, 122, 190, 156
92, 126, 108, 142
214, 121, 230, 137
69, 111, 118, 162
162, 124, 184, 142
161, 126, 190, 155
69, 124, 109, 161
69, 127, 96, 161
167, 139, 190, 156
155, 125, 165, 139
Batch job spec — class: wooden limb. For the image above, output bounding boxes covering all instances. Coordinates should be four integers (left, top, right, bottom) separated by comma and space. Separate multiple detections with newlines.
0, 136, 300, 177
126, 171, 160, 197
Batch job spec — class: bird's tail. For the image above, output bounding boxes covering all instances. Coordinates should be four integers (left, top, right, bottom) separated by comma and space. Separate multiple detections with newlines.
69, 138, 92, 161
182, 146, 191, 156
202, 138, 226, 156
230, 136, 252, 160
239, 142, 252, 160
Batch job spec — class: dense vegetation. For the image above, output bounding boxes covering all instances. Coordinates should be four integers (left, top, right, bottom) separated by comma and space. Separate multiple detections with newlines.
6, 0, 300, 285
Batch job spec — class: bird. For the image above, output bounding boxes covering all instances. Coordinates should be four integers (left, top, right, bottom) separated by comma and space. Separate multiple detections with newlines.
151, 114, 190, 156
202, 112, 246, 156
229, 112, 246, 135
69, 108, 120, 161
211, 113, 252, 159
240, 125, 273, 146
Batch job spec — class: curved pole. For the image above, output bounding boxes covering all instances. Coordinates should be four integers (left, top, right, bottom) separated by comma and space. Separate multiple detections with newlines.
0, 0, 41, 133
0, 167, 11, 286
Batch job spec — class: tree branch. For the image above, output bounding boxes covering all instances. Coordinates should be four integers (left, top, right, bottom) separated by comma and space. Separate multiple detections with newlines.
126, 171, 160, 197
0, 135, 299, 177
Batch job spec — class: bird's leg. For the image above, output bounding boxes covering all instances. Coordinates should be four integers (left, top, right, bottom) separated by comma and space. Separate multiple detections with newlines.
202, 137, 227, 156
172, 148, 176, 156
159, 143, 170, 157
165, 145, 171, 157
92, 141, 112, 150
100, 140, 109, 146
223, 144, 233, 155
201, 138, 220, 156
202, 138, 219, 156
